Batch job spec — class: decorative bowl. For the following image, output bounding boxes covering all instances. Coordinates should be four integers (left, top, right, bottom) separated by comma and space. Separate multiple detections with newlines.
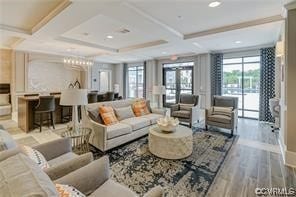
157, 116, 179, 132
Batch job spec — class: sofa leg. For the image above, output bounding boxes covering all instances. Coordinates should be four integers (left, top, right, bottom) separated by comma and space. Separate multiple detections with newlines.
205, 125, 208, 131
189, 123, 192, 128
230, 129, 234, 138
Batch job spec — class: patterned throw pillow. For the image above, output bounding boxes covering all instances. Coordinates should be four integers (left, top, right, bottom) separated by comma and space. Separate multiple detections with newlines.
132, 100, 150, 117
56, 184, 86, 197
99, 106, 119, 125
21, 145, 50, 170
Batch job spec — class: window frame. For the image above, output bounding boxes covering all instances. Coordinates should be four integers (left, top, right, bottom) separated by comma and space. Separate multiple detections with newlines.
127, 65, 144, 98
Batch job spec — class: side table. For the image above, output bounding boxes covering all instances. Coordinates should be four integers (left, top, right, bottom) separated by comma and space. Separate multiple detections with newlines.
62, 127, 92, 155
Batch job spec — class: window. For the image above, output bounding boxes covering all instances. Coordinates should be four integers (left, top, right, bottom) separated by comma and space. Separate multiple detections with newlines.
127, 66, 144, 98
222, 56, 260, 119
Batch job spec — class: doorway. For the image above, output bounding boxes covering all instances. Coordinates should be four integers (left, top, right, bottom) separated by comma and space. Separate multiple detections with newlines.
163, 62, 194, 107
222, 56, 260, 119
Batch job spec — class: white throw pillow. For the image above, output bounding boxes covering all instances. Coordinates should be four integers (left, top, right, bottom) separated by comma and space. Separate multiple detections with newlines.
56, 184, 86, 197
0, 94, 9, 106
212, 106, 233, 117
21, 145, 50, 170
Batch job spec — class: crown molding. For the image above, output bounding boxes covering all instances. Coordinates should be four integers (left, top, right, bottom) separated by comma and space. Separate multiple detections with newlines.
118, 40, 168, 53
285, 1, 296, 10
31, 0, 72, 34
184, 15, 284, 40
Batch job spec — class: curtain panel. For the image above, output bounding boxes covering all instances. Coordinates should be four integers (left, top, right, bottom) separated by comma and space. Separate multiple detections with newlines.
143, 61, 147, 99
210, 53, 223, 104
259, 47, 276, 122
123, 63, 128, 99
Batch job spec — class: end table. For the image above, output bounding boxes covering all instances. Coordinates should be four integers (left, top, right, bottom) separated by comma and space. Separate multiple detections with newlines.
62, 127, 92, 155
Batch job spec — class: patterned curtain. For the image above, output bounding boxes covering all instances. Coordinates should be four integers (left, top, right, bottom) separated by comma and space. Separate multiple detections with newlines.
210, 53, 223, 104
123, 63, 128, 99
259, 47, 276, 122
143, 61, 147, 98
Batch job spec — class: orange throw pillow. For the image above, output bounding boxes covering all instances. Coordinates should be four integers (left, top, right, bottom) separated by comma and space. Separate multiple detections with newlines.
99, 106, 118, 125
132, 100, 150, 117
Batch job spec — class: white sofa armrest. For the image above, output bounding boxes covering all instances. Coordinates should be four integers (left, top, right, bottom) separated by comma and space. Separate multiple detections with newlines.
81, 107, 108, 152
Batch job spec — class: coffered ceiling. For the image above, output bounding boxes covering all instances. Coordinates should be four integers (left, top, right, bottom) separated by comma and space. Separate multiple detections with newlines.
0, 0, 292, 63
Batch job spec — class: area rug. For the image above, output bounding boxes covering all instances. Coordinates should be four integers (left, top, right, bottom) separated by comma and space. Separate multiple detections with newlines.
91, 129, 237, 197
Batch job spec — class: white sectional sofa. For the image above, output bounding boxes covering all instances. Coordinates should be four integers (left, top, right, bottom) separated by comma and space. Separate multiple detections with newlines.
82, 99, 166, 152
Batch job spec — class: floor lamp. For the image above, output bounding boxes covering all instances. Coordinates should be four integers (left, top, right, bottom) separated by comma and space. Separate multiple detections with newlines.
152, 85, 165, 108
60, 89, 88, 133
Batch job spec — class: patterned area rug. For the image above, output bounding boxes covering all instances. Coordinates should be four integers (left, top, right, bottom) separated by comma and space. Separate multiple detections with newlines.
91, 129, 237, 197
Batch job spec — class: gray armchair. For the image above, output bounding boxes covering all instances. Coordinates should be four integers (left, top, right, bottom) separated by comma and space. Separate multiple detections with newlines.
170, 94, 199, 128
205, 96, 238, 136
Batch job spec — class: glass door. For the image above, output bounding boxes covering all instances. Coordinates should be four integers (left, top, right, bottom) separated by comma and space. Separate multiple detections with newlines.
163, 62, 194, 107
222, 56, 260, 119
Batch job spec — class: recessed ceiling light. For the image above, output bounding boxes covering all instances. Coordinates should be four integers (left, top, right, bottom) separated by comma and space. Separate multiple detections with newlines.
107, 35, 113, 39
208, 1, 221, 8
235, 41, 242, 44
162, 52, 167, 54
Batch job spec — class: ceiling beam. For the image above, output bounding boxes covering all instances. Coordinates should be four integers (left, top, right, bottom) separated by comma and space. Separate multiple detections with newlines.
184, 15, 284, 40
31, 0, 72, 34
0, 24, 31, 36
123, 2, 184, 39
56, 36, 118, 53
118, 40, 168, 53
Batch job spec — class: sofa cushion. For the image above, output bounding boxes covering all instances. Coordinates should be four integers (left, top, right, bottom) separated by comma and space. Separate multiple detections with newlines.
0, 104, 11, 116
212, 106, 233, 117
114, 106, 135, 121
132, 100, 150, 117
208, 114, 231, 124
0, 129, 17, 151
89, 179, 137, 197
106, 123, 132, 140
48, 152, 78, 167
121, 117, 150, 131
0, 94, 9, 106
172, 110, 190, 118
99, 106, 119, 126
0, 153, 58, 196
88, 108, 103, 124
21, 145, 50, 170
179, 103, 194, 111
141, 113, 163, 124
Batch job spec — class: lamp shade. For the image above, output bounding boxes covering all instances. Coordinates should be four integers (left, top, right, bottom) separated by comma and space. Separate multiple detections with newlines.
60, 89, 88, 106
152, 85, 165, 95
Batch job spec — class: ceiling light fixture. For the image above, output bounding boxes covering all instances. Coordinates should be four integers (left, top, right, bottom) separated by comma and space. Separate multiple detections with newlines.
208, 1, 221, 8
235, 40, 242, 44
107, 35, 113, 39
162, 52, 167, 54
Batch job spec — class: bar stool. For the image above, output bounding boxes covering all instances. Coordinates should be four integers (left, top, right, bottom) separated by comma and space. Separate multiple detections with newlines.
33, 96, 55, 132
106, 91, 115, 101
88, 93, 97, 103
61, 106, 72, 123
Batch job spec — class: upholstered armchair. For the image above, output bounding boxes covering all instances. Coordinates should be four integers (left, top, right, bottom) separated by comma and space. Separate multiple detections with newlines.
170, 94, 199, 128
205, 96, 238, 136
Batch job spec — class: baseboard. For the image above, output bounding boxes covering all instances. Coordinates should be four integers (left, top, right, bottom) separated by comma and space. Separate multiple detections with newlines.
278, 136, 296, 168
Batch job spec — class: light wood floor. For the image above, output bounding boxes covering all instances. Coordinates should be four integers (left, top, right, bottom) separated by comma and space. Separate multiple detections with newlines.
207, 118, 296, 197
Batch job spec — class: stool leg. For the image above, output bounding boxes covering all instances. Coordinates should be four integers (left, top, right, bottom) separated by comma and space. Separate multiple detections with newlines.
40, 113, 43, 132
51, 112, 55, 130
